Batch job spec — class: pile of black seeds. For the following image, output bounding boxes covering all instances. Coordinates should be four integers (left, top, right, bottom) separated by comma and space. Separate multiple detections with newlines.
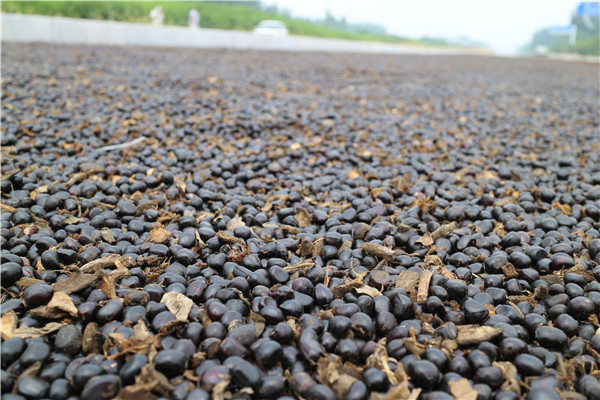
1, 43, 600, 400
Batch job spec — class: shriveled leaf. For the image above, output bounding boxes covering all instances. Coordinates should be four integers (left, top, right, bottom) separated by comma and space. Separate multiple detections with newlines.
331, 272, 367, 298
248, 312, 266, 337
493, 221, 507, 238
148, 226, 172, 244
436, 265, 458, 280
99, 270, 130, 299
114, 364, 174, 400
101, 227, 116, 244
396, 270, 419, 293
53, 270, 104, 294
47, 291, 78, 317
294, 207, 312, 228
493, 361, 521, 395
10, 321, 68, 339
1, 311, 17, 339
502, 263, 518, 279
280, 224, 300, 234
361, 242, 395, 261
366, 342, 397, 386
348, 169, 361, 179
29, 305, 69, 319
161, 292, 193, 321
424, 254, 444, 267
30, 183, 50, 200
312, 237, 324, 257
212, 373, 231, 400
355, 285, 381, 298
136, 199, 160, 216
216, 231, 238, 244
457, 325, 503, 345
80, 254, 122, 273
316, 357, 358, 399
449, 378, 478, 400
338, 240, 352, 253
430, 222, 457, 241
415, 234, 434, 247
403, 337, 426, 356
63, 215, 83, 224
15, 277, 45, 288
226, 215, 245, 231
283, 260, 315, 273
297, 239, 314, 258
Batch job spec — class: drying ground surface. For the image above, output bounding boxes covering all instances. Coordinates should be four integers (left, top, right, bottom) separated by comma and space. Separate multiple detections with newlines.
1, 43, 600, 400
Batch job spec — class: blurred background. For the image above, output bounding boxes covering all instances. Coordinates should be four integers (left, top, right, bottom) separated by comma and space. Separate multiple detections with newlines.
1, 0, 598, 56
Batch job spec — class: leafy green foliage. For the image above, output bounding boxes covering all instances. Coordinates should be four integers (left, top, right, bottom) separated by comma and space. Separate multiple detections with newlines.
519, 10, 599, 56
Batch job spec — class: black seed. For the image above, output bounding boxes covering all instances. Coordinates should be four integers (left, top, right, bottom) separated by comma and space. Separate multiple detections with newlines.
80, 374, 121, 400
17, 376, 49, 398
54, 325, 82, 356
153, 350, 187, 378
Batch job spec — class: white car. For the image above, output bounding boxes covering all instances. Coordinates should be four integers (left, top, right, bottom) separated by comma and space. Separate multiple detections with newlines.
253, 20, 289, 36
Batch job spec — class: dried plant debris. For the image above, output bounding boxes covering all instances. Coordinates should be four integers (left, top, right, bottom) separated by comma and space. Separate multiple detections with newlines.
1, 43, 599, 400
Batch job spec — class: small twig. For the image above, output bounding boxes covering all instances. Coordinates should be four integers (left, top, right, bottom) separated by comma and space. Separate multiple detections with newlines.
96, 137, 147, 152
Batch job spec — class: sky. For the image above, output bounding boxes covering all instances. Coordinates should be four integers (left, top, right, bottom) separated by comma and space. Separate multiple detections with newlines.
268, 1, 582, 55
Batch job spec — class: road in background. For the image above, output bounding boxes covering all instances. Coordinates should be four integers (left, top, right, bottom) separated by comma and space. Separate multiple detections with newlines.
1, 13, 482, 55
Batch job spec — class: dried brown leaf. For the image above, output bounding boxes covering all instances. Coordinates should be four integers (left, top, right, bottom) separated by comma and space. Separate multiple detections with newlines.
493, 361, 521, 395
161, 292, 193, 321
316, 356, 358, 399
53, 270, 104, 294
212, 373, 231, 400
15, 277, 45, 288
216, 231, 239, 244
361, 242, 395, 261
297, 238, 314, 258
366, 342, 398, 386
436, 265, 458, 280
355, 285, 382, 298
493, 221, 507, 238
62, 215, 83, 224
449, 378, 478, 400
99, 270, 130, 299
348, 169, 361, 179
313, 237, 324, 257
502, 263, 519, 279
80, 254, 122, 273
47, 291, 78, 317
403, 337, 426, 356
283, 260, 315, 273
148, 226, 172, 244
430, 222, 457, 241
114, 364, 174, 400
136, 199, 160, 216
226, 215, 245, 231
29, 305, 69, 319
456, 325, 503, 345
396, 270, 419, 293
10, 321, 68, 339
415, 234, 434, 247
100, 227, 116, 244
331, 272, 367, 298
294, 207, 312, 228
1, 311, 17, 339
